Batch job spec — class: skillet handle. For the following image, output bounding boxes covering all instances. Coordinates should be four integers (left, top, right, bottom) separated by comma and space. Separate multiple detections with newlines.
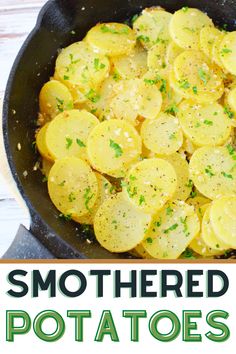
2, 225, 56, 259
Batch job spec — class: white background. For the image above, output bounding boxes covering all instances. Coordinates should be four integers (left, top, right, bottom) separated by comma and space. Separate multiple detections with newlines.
0, 262, 235, 353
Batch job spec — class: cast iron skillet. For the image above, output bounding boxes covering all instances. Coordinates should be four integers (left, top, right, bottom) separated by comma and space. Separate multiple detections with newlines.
2, 0, 236, 259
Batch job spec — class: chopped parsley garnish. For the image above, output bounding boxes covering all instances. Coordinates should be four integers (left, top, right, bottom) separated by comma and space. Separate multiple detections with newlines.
56, 97, 64, 112
221, 171, 233, 179
69, 53, 80, 65
59, 213, 72, 221
205, 165, 215, 177
154, 218, 162, 228
127, 186, 138, 198
182, 6, 189, 12
190, 191, 197, 198
63, 75, 70, 80
137, 35, 150, 43
94, 58, 106, 71
227, 144, 236, 159
180, 216, 190, 236
166, 206, 173, 216
113, 70, 121, 82
76, 139, 86, 147
42, 176, 48, 183
91, 108, 98, 114
204, 120, 213, 126
144, 78, 158, 85
58, 180, 66, 187
165, 104, 179, 115
66, 137, 73, 149
146, 237, 153, 244
139, 195, 146, 205
68, 192, 76, 202
131, 14, 139, 24
221, 48, 232, 56
83, 187, 94, 212
109, 139, 123, 158
224, 106, 234, 119
85, 89, 101, 103
182, 248, 195, 259
159, 79, 167, 93
186, 179, 193, 188
164, 223, 178, 234
129, 175, 137, 181
183, 27, 196, 33
195, 122, 201, 128
179, 80, 190, 89
198, 68, 209, 85
169, 132, 177, 140
192, 86, 198, 94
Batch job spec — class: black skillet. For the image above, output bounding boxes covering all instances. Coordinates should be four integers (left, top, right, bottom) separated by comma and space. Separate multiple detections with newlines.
2, 0, 236, 259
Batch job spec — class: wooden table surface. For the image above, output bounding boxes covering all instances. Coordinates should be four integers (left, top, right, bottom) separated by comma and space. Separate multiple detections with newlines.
0, 0, 47, 256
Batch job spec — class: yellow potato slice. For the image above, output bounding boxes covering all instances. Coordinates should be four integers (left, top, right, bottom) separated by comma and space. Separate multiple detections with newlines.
189, 146, 236, 200
123, 158, 177, 214
42, 158, 54, 178
45, 110, 99, 162
112, 45, 148, 79
85, 23, 136, 57
164, 153, 191, 201
75, 173, 112, 225
200, 26, 221, 58
181, 137, 198, 156
109, 79, 141, 124
147, 41, 168, 71
169, 8, 213, 50
227, 87, 236, 113
134, 244, 154, 259
187, 194, 211, 214
201, 205, 231, 251
84, 76, 116, 121
211, 32, 225, 68
48, 157, 98, 219
174, 51, 223, 92
87, 119, 142, 177
169, 68, 224, 103
39, 80, 74, 121
142, 201, 200, 259
210, 196, 236, 248
141, 113, 183, 155
219, 32, 236, 75
133, 8, 172, 49
36, 123, 53, 161
178, 100, 232, 147
55, 41, 110, 95
189, 203, 224, 257
94, 193, 152, 253
137, 80, 163, 119
166, 41, 183, 66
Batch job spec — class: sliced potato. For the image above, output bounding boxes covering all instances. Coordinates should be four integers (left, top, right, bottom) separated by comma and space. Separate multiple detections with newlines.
48, 157, 98, 219
85, 23, 136, 56
112, 45, 148, 80
123, 158, 177, 214
94, 193, 152, 253
87, 119, 142, 177
200, 26, 221, 58
227, 86, 236, 113
42, 158, 54, 178
169, 8, 213, 50
55, 41, 110, 95
36, 123, 53, 161
133, 8, 172, 49
166, 41, 183, 66
164, 153, 191, 201
137, 80, 163, 119
45, 110, 99, 162
189, 203, 224, 257
210, 196, 236, 248
201, 205, 230, 250
169, 68, 224, 103
75, 173, 112, 225
141, 113, 183, 155
219, 31, 236, 75
109, 79, 141, 124
134, 244, 154, 259
174, 51, 223, 92
39, 80, 74, 120
147, 42, 168, 71
211, 32, 225, 68
142, 201, 200, 259
178, 100, 232, 147
189, 146, 236, 200
187, 194, 211, 214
